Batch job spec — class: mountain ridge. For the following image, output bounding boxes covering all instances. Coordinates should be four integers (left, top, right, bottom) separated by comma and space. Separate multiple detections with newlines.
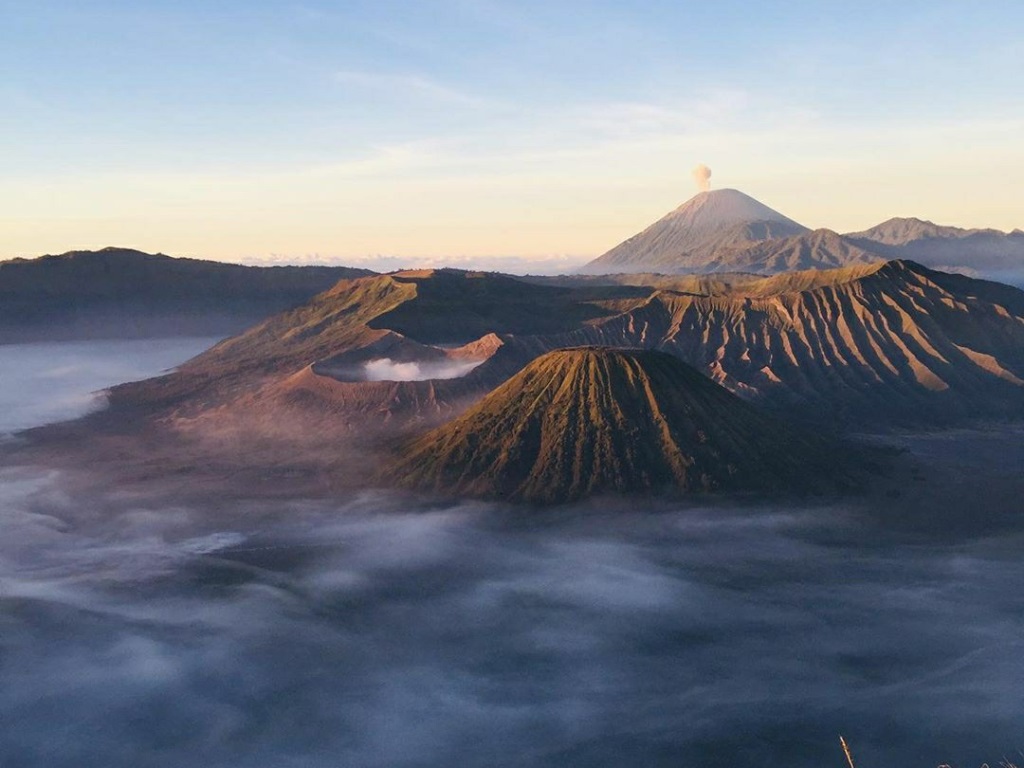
701, 228, 884, 274
846, 216, 1020, 245
0, 247, 376, 343
109, 260, 1024, 432
581, 193, 1023, 279
845, 217, 1024, 276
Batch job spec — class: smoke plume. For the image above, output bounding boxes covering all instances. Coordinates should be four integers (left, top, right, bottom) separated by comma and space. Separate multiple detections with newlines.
363, 357, 483, 382
692, 163, 712, 192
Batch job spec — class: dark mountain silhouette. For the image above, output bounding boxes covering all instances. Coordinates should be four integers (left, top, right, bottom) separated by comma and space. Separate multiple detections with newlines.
387, 347, 862, 503
0, 247, 375, 342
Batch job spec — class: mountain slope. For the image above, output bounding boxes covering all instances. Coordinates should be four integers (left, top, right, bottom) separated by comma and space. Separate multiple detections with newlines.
479, 262, 1024, 423
388, 347, 861, 503
846, 217, 973, 246
847, 217, 1024, 276
704, 229, 885, 274
111, 269, 653, 409
111, 261, 1024, 431
581, 189, 808, 274
566, 261, 1024, 422
0, 247, 375, 342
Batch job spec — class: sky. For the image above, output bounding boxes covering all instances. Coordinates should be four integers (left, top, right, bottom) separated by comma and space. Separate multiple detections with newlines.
1, 0, 1023, 269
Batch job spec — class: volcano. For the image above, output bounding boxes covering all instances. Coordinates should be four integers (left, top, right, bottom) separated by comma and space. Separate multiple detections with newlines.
387, 347, 861, 503
580, 188, 808, 274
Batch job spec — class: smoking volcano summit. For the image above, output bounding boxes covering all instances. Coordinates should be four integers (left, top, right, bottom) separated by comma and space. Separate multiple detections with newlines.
580, 187, 810, 274
580, 180, 1024, 280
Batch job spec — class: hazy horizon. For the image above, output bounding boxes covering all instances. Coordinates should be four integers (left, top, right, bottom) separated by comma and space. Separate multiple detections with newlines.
2, 1, 1022, 265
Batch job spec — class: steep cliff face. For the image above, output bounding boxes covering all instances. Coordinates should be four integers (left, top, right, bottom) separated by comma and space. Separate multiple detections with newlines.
387, 348, 861, 503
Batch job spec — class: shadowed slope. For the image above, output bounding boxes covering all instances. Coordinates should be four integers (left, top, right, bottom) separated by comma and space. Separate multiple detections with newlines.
0, 247, 374, 343
388, 348, 862, 503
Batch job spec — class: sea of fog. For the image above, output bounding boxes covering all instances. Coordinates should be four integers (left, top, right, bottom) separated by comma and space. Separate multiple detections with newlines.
0, 338, 222, 434
1, 339, 1022, 767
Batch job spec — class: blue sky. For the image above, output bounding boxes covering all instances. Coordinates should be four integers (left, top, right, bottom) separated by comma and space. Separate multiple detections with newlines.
2, 0, 1022, 267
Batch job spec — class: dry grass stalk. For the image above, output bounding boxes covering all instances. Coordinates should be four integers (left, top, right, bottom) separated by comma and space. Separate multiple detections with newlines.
840, 735, 857, 768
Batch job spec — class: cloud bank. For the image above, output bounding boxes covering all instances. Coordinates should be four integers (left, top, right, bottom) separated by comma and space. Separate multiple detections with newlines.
2, 340, 1023, 768
1, 468, 1022, 768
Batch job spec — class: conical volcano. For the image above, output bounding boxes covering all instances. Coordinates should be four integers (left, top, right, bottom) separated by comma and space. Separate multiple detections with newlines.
387, 347, 860, 503
580, 188, 808, 275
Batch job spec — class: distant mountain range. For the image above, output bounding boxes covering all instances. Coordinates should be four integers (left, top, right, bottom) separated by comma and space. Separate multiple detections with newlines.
579, 189, 1024, 281
0, 247, 374, 343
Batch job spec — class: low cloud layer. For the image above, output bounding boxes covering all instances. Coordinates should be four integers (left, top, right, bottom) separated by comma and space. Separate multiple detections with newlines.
363, 357, 483, 382
0, 338, 218, 434
2, 340, 1023, 768
1, 466, 1023, 768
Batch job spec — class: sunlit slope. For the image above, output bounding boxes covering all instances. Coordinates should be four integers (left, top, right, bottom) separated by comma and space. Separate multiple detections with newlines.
389, 348, 861, 503
580, 188, 808, 274
571, 261, 1024, 420
703, 229, 884, 274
